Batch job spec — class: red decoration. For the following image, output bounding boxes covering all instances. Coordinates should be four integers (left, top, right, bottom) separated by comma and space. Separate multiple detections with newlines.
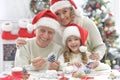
12, 70, 23, 78
0, 75, 22, 80
95, 3, 100, 8
109, 13, 113, 16
18, 28, 35, 38
87, 7, 92, 12
59, 77, 69, 80
106, 21, 112, 26
1, 31, 18, 40
81, 76, 94, 80
0, 73, 30, 80
106, 31, 111, 35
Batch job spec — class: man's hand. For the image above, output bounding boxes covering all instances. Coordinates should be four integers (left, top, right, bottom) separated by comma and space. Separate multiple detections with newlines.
48, 61, 60, 70
31, 57, 46, 70
16, 38, 27, 48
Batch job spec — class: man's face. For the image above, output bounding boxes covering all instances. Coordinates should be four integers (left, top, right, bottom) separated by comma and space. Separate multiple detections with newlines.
35, 26, 55, 48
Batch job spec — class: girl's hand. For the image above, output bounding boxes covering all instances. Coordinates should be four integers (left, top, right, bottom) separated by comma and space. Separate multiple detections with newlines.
69, 62, 82, 68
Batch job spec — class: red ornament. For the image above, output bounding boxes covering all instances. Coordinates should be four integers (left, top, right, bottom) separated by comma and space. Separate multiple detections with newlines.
59, 77, 69, 80
106, 31, 111, 35
106, 21, 112, 26
87, 7, 92, 12
95, 3, 100, 8
109, 13, 113, 16
32, 3, 35, 7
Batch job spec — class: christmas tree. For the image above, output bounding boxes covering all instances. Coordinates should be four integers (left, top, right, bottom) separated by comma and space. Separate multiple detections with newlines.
30, 0, 50, 14
83, 0, 119, 68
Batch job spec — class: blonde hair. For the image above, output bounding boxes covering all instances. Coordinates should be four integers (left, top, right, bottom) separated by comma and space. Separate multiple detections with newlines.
81, 52, 88, 64
70, 7, 75, 19
63, 46, 71, 62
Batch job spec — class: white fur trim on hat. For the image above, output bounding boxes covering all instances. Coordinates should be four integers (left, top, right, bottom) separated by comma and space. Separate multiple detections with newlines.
2, 21, 13, 31
50, 1, 71, 13
27, 23, 34, 33
19, 19, 29, 28
74, 8, 82, 17
62, 26, 80, 45
79, 46, 87, 52
34, 17, 60, 31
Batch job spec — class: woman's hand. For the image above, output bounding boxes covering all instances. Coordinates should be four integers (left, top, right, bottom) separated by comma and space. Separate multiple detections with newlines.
88, 61, 99, 69
89, 52, 100, 60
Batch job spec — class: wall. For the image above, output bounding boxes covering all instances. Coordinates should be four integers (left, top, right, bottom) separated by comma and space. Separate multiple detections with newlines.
111, 0, 120, 34
0, 0, 86, 21
0, 0, 33, 21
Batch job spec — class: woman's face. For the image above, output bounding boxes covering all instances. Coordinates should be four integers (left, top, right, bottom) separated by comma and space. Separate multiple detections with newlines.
55, 7, 73, 26
66, 35, 81, 53
35, 26, 55, 48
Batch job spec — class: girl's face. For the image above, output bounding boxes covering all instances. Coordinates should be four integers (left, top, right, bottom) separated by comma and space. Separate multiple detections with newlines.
55, 7, 73, 26
66, 35, 81, 53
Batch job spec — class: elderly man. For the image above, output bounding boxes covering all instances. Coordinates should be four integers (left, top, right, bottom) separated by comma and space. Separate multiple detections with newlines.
14, 10, 63, 71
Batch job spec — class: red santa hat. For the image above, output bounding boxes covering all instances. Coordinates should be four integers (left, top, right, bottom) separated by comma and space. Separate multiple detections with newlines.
50, 0, 80, 16
32, 10, 60, 31
62, 23, 88, 52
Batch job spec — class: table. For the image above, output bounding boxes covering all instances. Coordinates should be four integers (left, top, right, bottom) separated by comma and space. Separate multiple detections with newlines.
0, 69, 120, 80
27, 69, 120, 80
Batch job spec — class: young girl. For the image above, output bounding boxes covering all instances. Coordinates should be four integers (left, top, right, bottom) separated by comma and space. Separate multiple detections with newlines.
58, 23, 111, 73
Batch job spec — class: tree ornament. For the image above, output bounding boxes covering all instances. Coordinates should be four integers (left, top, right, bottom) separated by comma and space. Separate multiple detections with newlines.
95, 3, 100, 8
30, 0, 50, 14
106, 30, 111, 36
109, 12, 113, 16
87, 7, 92, 12
106, 21, 112, 26
47, 52, 56, 63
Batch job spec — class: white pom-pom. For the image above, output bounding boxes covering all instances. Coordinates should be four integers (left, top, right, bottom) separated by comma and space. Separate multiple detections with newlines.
2, 21, 13, 31
19, 19, 29, 28
27, 23, 34, 33
79, 46, 87, 52
63, 66, 74, 74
